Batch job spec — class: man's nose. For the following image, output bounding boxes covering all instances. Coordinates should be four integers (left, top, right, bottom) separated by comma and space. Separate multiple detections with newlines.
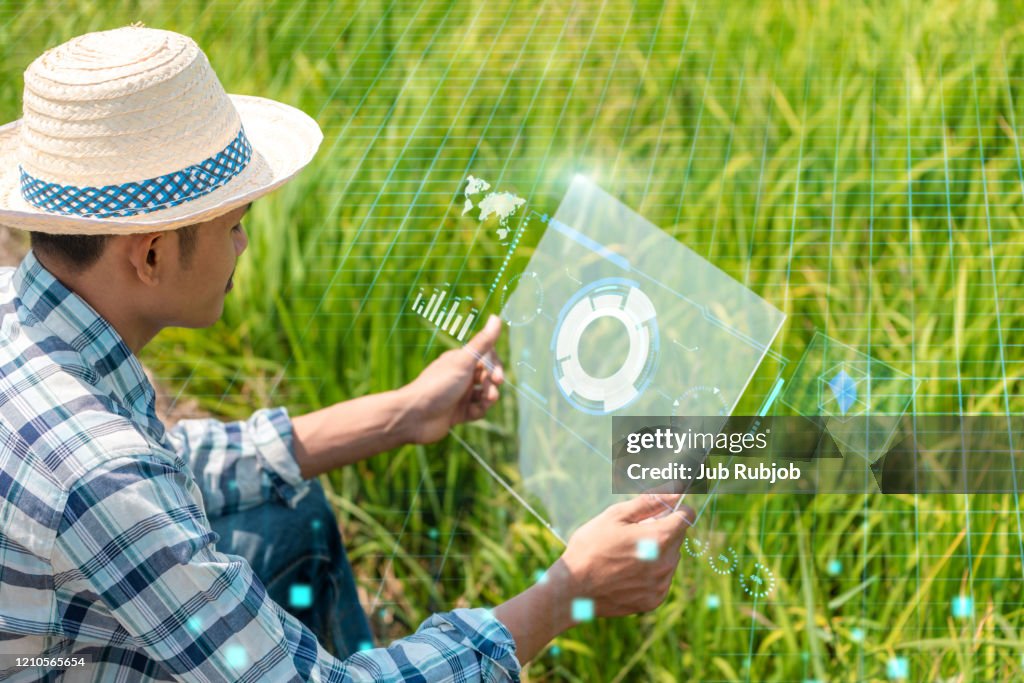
233, 223, 249, 256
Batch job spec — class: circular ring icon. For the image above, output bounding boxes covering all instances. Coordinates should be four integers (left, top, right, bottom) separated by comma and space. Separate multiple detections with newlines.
684, 537, 709, 558
706, 546, 739, 576
739, 562, 776, 599
551, 278, 659, 414
673, 385, 729, 417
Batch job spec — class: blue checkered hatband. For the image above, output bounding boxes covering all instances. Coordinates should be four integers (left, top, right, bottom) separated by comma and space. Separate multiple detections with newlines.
18, 127, 252, 219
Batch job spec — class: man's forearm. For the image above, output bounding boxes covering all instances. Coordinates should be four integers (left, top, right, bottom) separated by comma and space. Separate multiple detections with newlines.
291, 389, 415, 478
492, 559, 576, 665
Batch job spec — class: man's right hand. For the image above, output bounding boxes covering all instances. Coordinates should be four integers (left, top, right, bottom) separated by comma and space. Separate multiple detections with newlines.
493, 495, 695, 666
551, 494, 695, 618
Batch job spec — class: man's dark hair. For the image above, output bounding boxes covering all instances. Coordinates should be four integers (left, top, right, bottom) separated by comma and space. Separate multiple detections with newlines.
30, 224, 200, 272
29, 232, 109, 272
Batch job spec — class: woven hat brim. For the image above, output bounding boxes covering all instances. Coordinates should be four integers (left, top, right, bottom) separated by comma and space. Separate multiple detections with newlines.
0, 94, 323, 235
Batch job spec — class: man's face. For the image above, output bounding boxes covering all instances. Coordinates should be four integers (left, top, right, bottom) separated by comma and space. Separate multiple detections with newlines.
162, 204, 249, 328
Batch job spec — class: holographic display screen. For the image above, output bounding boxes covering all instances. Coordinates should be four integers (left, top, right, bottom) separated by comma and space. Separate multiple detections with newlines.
501, 176, 786, 537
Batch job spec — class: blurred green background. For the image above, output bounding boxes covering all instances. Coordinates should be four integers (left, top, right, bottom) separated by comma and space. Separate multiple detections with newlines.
4, 0, 1024, 680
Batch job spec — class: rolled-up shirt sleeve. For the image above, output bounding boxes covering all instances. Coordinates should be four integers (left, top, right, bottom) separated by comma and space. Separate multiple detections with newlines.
342, 610, 521, 681
51, 453, 522, 682
164, 407, 309, 517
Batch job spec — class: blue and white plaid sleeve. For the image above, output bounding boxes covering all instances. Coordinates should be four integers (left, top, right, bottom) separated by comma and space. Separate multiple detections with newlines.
51, 454, 522, 682
164, 407, 310, 517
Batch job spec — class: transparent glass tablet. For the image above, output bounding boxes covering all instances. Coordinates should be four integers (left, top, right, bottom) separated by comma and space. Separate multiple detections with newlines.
495, 176, 786, 539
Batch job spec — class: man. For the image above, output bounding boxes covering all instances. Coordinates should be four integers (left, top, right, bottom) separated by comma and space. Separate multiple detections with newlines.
0, 26, 694, 681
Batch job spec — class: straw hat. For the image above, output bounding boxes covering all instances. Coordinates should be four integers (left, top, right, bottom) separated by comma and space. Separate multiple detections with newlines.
0, 26, 323, 235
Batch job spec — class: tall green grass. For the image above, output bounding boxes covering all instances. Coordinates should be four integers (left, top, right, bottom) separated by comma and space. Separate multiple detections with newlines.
4, 0, 1024, 679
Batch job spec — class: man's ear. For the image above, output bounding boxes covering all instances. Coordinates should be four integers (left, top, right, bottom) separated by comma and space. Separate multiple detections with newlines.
125, 232, 167, 286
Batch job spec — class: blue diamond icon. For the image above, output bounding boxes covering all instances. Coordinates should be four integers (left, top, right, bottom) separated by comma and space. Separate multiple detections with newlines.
828, 369, 857, 415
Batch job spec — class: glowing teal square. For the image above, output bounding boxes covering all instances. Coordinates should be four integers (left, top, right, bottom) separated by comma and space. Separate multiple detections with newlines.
289, 583, 313, 609
358, 640, 374, 652
705, 594, 720, 609
887, 657, 908, 679
826, 559, 842, 575
225, 644, 248, 668
571, 597, 595, 622
636, 538, 659, 561
952, 595, 973, 619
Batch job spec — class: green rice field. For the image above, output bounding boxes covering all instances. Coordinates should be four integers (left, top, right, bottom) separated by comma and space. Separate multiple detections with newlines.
4, 1, 1024, 680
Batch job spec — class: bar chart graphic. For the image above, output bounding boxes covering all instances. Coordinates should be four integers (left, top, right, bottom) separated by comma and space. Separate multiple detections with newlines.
411, 285, 478, 341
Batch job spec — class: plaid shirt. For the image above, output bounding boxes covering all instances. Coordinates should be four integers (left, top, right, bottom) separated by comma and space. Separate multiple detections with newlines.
0, 251, 521, 682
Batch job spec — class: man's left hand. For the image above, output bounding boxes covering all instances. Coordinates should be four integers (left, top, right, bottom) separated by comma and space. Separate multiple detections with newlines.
400, 315, 506, 445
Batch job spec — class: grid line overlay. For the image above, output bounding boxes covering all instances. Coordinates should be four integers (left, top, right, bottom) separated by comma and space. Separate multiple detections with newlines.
4, 1, 1024, 679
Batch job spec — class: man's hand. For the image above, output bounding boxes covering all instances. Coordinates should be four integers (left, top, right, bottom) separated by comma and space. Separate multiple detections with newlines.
291, 316, 504, 477
493, 494, 695, 664
399, 315, 505, 445
554, 494, 695, 617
